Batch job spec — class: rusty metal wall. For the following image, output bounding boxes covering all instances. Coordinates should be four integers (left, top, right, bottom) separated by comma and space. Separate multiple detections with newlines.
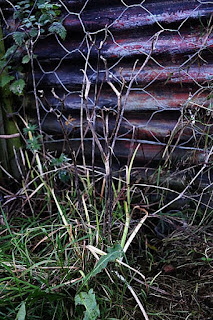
2, 0, 213, 168
31, 0, 213, 167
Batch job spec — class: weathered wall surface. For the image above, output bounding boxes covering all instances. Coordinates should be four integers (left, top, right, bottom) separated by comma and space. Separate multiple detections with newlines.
2, 0, 213, 167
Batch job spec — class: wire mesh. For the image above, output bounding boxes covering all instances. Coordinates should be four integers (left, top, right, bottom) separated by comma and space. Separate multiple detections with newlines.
1, 0, 213, 216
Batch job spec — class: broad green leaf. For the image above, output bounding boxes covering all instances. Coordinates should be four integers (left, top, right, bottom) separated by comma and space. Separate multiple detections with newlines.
52, 4, 61, 9
39, 13, 52, 26
10, 79, 25, 96
29, 28, 38, 38
13, 11, 21, 19
80, 244, 123, 290
0, 60, 6, 69
16, 301, 26, 320
4, 45, 18, 59
201, 256, 212, 262
48, 22, 67, 40
91, 244, 123, 277
0, 74, 15, 87
22, 55, 30, 64
75, 289, 100, 320
13, 32, 26, 46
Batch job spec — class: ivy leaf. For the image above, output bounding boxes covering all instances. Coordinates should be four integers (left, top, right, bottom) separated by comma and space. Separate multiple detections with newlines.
10, 79, 25, 96
75, 289, 100, 320
80, 244, 123, 291
16, 301, 26, 320
22, 55, 30, 64
0, 74, 15, 87
48, 22, 67, 40
13, 32, 26, 46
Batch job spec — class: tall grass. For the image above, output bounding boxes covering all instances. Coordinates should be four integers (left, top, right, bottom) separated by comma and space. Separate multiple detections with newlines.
0, 131, 152, 320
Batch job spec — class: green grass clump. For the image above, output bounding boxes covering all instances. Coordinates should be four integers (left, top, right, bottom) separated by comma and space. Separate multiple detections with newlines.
0, 121, 213, 320
0, 136, 151, 320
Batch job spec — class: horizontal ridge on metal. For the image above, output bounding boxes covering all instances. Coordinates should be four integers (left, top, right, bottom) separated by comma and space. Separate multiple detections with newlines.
3, 0, 213, 167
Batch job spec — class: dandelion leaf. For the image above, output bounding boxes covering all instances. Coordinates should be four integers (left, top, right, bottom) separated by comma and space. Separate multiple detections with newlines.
75, 289, 100, 320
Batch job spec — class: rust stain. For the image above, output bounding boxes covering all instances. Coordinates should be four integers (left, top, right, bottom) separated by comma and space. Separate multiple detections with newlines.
3, 0, 213, 166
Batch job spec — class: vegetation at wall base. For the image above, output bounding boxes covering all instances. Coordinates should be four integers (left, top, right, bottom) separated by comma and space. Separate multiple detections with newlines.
0, 138, 212, 320
0, 1, 213, 319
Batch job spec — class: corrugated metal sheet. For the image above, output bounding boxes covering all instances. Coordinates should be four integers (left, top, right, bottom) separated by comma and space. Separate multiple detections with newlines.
3, 0, 213, 168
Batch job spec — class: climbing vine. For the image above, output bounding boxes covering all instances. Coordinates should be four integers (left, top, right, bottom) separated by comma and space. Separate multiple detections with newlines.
0, 0, 66, 95
0, 0, 67, 174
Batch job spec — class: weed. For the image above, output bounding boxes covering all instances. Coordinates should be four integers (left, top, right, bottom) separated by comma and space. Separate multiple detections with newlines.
0, 1, 213, 319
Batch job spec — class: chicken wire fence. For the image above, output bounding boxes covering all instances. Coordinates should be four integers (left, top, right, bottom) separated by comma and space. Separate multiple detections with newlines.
1, 0, 213, 218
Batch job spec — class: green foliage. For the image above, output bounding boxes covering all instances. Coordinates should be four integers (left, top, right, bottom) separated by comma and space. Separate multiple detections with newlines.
201, 256, 212, 262
22, 54, 31, 64
58, 170, 70, 183
75, 289, 100, 320
10, 79, 25, 95
23, 124, 42, 151
3, 45, 18, 59
13, 1, 31, 20
16, 302, 26, 320
13, 32, 26, 46
0, 207, 76, 320
49, 22, 67, 40
90, 244, 123, 277
80, 244, 123, 290
23, 123, 38, 134
51, 153, 69, 167
0, 0, 66, 96
14, 0, 63, 35
26, 135, 42, 151
0, 3, 212, 319
0, 74, 15, 87
51, 153, 70, 182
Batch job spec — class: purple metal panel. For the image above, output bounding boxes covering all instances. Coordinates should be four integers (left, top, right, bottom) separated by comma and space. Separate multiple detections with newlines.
41, 112, 212, 143
35, 62, 213, 86
41, 88, 209, 111
62, 1, 213, 31
34, 28, 213, 59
